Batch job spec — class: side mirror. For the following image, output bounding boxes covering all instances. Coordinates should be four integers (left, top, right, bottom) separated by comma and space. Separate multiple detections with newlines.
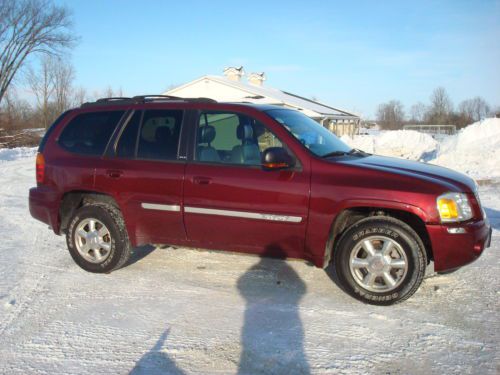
261, 147, 295, 170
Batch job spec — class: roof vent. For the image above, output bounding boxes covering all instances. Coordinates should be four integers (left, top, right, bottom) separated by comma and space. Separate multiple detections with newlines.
223, 66, 245, 82
248, 72, 266, 86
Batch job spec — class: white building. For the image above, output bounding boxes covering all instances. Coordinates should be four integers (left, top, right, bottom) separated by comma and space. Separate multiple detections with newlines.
164, 67, 360, 136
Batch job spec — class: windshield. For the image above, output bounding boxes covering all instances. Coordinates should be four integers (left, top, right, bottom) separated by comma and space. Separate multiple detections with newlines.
266, 109, 352, 157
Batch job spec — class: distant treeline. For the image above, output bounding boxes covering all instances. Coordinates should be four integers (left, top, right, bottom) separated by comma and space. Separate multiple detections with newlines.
376, 87, 498, 130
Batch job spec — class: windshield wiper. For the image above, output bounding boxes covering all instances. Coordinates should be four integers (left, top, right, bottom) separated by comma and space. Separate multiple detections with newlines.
321, 150, 350, 158
348, 148, 369, 156
322, 148, 368, 158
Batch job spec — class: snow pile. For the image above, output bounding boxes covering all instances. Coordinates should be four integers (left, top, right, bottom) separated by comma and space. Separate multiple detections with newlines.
0, 147, 37, 162
430, 118, 500, 180
342, 118, 500, 181
342, 130, 438, 161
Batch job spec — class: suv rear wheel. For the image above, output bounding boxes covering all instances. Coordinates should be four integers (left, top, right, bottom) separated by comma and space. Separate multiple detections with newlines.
334, 216, 427, 305
66, 203, 131, 273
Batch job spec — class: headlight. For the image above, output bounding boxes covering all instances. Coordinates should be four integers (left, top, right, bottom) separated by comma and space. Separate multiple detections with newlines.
436, 192, 473, 222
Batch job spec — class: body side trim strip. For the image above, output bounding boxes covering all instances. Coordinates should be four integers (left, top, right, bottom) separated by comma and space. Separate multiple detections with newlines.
141, 203, 181, 212
184, 206, 302, 223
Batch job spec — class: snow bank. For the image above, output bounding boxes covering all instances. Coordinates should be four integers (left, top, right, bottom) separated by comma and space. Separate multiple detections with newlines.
342, 118, 500, 181
430, 118, 500, 180
342, 130, 438, 161
0, 147, 37, 162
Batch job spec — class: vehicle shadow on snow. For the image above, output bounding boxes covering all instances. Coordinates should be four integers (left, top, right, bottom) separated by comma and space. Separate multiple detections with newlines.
484, 207, 500, 230
237, 248, 310, 375
125, 244, 157, 267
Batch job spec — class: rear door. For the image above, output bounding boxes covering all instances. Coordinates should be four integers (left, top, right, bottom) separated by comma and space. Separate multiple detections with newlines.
183, 110, 310, 258
94, 108, 187, 246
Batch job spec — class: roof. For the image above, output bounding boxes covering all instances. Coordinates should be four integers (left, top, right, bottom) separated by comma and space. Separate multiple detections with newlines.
165, 75, 359, 120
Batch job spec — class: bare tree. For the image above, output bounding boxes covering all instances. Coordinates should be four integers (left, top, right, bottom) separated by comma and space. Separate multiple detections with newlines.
409, 102, 426, 123
26, 55, 56, 128
72, 86, 87, 106
459, 97, 490, 123
0, 0, 76, 105
0, 88, 37, 141
103, 86, 124, 98
376, 100, 405, 130
53, 57, 74, 113
427, 87, 453, 124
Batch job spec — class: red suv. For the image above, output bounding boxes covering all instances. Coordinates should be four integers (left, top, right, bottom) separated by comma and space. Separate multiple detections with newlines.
29, 96, 492, 305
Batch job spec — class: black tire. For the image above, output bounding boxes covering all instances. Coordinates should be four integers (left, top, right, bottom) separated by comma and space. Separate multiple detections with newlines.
334, 216, 427, 305
66, 203, 131, 273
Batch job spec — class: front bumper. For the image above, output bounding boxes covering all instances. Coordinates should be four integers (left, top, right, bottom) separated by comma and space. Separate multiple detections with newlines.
29, 186, 61, 234
427, 219, 492, 272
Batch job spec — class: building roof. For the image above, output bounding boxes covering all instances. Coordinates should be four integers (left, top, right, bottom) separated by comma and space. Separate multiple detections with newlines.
164, 75, 359, 121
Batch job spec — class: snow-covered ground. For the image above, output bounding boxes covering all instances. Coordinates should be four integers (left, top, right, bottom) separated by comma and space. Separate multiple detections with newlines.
0, 125, 499, 374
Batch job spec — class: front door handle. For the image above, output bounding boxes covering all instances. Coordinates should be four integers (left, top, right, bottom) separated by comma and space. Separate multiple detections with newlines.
193, 176, 212, 185
107, 169, 123, 178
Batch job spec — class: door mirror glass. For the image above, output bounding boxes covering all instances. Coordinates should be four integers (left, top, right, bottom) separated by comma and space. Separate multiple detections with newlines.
261, 147, 295, 170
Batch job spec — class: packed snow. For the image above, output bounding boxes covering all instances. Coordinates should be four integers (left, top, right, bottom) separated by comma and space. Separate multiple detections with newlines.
0, 120, 499, 374
342, 117, 500, 182
341, 130, 438, 161
0, 147, 37, 162
431, 118, 500, 181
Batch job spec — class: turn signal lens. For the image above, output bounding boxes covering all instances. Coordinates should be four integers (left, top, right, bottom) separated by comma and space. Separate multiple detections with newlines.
36, 153, 45, 184
437, 198, 458, 219
436, 192, 473, 222
263, 162, 289, 169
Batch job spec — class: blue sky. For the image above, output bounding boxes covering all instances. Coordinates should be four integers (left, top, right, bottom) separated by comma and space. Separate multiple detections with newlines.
54, 0, 499, 117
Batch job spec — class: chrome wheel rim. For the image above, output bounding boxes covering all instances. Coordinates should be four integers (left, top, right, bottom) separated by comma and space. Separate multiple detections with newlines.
75, 218, 112, 264
349, 236, 408, 293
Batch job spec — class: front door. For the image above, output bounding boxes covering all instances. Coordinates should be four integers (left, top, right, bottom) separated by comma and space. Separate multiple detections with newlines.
183, 110, 310, 258
94, 108, 186, 245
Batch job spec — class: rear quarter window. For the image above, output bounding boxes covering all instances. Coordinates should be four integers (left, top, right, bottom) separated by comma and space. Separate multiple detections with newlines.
38, 111, 71, 152
58, 111, 125, 155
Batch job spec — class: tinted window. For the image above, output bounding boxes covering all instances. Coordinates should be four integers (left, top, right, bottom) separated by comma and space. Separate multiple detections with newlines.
196, 112, 282, 165
38, 110, 70, 152
116, 111, 141, 158
137, 110, 182, 161
58, 111, 125, 155
266, 109, 351, 157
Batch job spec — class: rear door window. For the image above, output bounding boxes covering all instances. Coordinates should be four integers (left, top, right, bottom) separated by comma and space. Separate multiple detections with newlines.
116, 111, 141, 158
136, 110, 183, 161
58, 111, 125, 155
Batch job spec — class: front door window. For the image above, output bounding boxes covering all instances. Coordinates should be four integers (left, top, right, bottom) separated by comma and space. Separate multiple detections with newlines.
196, 112, 283, 165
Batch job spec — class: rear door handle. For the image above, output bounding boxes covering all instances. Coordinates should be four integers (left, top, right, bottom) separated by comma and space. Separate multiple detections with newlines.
106, 169, 123, 178
193, 176, 212, 185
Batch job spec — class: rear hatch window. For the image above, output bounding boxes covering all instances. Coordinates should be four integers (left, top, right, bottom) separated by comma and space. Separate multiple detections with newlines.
58, 111, 125, 155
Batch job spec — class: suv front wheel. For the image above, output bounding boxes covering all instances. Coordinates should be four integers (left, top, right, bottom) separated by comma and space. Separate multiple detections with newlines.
334, 216, 427, 305
66, 203, 131, 273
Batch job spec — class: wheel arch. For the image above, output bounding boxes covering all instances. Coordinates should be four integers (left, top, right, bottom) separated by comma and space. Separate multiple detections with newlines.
323, 203, 433, 268
59, 190, 120, 235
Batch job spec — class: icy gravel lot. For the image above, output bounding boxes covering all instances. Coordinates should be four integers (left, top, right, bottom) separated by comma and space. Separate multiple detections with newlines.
0, 155, 499, 375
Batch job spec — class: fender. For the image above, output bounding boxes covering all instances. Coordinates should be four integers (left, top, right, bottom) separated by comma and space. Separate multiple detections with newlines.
333, 198, 429, 223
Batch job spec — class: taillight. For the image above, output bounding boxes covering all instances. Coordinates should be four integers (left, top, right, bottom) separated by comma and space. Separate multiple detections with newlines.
36, 153, 45, 184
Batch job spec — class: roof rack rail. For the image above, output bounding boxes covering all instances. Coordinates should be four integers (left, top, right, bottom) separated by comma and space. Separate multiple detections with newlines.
131, 94, 182, 101
95, 97, 132, 103
132, 95, 217, 103
182, 97, 218, 103
80, 95, 218, 108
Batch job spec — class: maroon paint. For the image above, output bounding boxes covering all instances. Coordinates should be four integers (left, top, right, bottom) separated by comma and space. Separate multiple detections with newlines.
29, 102, 491, 273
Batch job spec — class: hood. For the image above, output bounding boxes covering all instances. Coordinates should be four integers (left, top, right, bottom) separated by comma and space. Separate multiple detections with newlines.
334, 154, 476, 193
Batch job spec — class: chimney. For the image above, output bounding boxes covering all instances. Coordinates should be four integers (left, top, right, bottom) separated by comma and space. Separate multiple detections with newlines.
248, 72, 266, 86
223, 66, 245, 82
